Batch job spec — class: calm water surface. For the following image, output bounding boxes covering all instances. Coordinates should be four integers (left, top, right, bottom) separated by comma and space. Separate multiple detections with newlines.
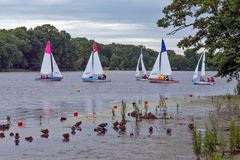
0, 71, 236, 122
0, 71, 237, 160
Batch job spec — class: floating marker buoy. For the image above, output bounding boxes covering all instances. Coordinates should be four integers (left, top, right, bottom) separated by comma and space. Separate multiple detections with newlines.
18, 120, 23, 127
113, 105, 117, 109
73, 112, 78, 117
144, 100, 148, 105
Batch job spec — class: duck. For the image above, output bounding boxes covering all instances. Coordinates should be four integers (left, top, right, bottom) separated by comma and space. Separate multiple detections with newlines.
63, 133, 70, 139
41, 129, 49, 134
113, 120, 119, 127
188, 123, 194, 130
25, 136, 33, 142
98, 123, 108, 128
166, 128, 172, 135
74, 121, 82, 127
15, 139, 20, 146
15, 133, 20, 140
41, 134, 49, 138
60, 117, 67, 121
9, 132, 14, 137
71, 126, 76, 131
0, 132, 5, 138
149, 126, 153, 133
119, 125, 126, 132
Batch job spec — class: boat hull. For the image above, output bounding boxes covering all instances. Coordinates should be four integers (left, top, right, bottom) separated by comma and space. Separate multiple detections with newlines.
82, 78, 111, 82
35, 77, 63, 81
193, 80, 215, 85
148, 78, 179, 83
136, 77, 148, 81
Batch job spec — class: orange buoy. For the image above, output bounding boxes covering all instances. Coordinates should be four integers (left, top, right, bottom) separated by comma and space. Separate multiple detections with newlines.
113, 105, 117, 109
73, 112, 78, 117
18, 120, 23, 127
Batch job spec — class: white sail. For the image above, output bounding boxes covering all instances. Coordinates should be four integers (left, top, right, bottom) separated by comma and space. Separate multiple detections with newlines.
93, 51, 104, 75
201, 52, 206, 77
140, 53, 147, 75
51, 54, 62, 78
149, 53, 160, 79
160, 40, 172, 76
193, 53, 203, 80
82, 52, 94, 78
135, 55, 141, 77
40, 41, 52, 75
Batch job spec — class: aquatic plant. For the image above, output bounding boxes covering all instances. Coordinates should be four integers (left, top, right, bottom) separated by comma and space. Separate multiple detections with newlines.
218, 132, 226, 156
207, 153, 223, 160
209, 113, 219, 142
112, 108, 115, 117
6, 115, 10, 124
176, 103, 179, 114
225, 94, 232, 101
121, 99, 127, 122
203, 127, 217, 157
192, 128, 202, 160
133, 102, 141, 122
144, 102, 148, 116
229, 120, 240, 152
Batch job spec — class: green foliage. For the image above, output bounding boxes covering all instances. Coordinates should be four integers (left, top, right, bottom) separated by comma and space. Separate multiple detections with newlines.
203, 127, 217, 156
0, 24, 215, 71
157, 0, 240, 80
229, 120, 240, 152
236, 81, 240, 95
121, 100, 127, 121
192, 128, 202, 160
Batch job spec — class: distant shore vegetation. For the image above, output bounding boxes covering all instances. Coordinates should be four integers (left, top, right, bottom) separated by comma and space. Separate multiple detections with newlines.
0, 24, 215, 72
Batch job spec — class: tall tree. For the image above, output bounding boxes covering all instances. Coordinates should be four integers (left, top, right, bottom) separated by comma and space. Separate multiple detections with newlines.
157, 0, 240, 80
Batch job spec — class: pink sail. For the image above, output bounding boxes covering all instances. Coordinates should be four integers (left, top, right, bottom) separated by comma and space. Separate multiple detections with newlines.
93, 41, 98, 53
45, 41, 51, 54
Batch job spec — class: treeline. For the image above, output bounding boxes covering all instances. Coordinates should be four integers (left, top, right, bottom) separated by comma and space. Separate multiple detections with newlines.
0, 24, 215, 71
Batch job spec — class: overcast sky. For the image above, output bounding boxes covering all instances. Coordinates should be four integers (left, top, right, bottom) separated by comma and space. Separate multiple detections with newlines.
0, 0, 191, 53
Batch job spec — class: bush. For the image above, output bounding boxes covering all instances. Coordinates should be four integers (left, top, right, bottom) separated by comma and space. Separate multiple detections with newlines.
237, 80, 240, 95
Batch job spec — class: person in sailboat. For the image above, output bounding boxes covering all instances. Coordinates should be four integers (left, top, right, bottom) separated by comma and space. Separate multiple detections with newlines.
200, 76, 205, 82
102, 74, 106, 80
165, 76, 169, 81
143, 74, 148, 79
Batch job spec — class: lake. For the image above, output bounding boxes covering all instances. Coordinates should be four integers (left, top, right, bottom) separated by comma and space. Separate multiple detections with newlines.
0, 71, 236, 122
0, 71, 237, 160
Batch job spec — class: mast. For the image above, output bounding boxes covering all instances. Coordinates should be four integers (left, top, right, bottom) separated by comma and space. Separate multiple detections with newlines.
159, 46, 162, 76
92, 52, 94, 74
50, 52, 53, 74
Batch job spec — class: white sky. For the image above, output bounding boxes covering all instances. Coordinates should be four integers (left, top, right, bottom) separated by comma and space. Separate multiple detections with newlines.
0, 0, 193, 54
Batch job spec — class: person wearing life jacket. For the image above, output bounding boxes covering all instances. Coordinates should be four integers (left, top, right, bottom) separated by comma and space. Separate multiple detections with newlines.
102, 74, 106, 80
159, 75, 164, 80
143, 74, 148, 79
211, 77, 215, 82
200, 76, 204, 82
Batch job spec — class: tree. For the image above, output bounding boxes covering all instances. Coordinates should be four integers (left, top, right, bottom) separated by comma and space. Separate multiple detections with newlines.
157, 0, 240, 80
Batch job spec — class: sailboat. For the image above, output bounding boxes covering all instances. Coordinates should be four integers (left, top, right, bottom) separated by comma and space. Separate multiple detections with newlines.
35, 40, 63, 81
82, 41, 111, 82
135, 47, 148, 81
192, 52, 215, 85
148, 39, 179, 83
